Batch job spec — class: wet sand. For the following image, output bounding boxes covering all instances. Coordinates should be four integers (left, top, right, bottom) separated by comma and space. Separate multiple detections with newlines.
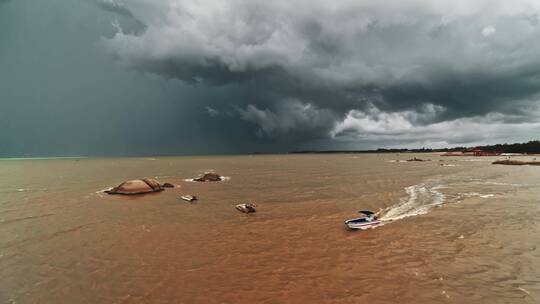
1, 154, 539, 303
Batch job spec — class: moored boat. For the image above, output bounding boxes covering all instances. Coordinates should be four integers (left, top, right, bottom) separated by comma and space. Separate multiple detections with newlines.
235, 202, 256, 213
181, 195, 197, 202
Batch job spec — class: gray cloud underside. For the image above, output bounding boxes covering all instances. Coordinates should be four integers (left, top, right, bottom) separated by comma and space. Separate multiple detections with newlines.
91, 0, 133, 17
103, 0, 540, 146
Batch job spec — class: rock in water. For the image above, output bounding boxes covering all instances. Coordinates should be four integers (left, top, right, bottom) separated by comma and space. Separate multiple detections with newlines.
106, 178, 164, 195
162, 182, 175, 188
493, 160, 540, 166
193, 172, 222, 182
235, 203, 256, 213
407, 157, 429, 162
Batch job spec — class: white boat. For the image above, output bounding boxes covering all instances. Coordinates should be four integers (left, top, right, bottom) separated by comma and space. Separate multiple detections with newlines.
181, 195, 197, 202
235, 202, 256, 213
345, 210, 381, 230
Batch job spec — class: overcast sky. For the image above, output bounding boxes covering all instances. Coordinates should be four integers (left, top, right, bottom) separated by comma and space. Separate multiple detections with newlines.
2, 0, 540, 157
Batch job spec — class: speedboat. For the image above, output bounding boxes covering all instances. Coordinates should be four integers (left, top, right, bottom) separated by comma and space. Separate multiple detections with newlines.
345, 210, 381, 230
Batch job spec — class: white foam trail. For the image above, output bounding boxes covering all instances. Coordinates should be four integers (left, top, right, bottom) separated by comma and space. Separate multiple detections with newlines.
0, 188, 47, 193
95, 187, 113, 194
458, 192, 495, 199
379, 180, 498, 224
381, 183, 446, 222
482, 181, 532, 187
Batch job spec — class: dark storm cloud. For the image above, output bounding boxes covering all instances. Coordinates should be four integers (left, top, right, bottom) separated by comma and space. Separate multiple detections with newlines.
103, 0, 540, 145
0, 0, 263, 157
87, 0, 146, 34
378, 61, 540, 120
3, 0, 540, 157
91, 0, 133, 17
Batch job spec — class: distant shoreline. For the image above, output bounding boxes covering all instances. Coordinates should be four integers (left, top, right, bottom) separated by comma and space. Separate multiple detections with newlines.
289, 150, 442, 154
2, 140, 539, 159
0, 156, 90, 161
290, 140, 540, 155
289, 151, 540, 155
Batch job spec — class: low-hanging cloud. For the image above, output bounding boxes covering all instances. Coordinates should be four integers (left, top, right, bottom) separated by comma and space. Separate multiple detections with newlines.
333, 109, 540, 149
102, 0, 540, 147
238, 99, 338, 140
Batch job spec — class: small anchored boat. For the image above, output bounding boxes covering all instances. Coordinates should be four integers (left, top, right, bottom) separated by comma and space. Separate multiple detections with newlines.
345, 210, 381, 230
181, 195, 197, 202
235, 203, 257, 213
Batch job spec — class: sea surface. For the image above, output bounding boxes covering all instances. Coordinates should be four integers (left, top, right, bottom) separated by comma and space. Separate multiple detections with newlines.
1, 154, 540, 303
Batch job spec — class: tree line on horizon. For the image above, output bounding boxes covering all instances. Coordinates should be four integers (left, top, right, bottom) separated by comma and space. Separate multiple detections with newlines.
474, 140, 540, 154
289, 140, 540, 154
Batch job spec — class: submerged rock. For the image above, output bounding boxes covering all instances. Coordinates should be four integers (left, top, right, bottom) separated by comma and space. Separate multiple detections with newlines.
193, 172, 222, 182
407, 157, 429, 162
235, 203, 257, 213
162, 182, 175, 188
106, 178, 164, 195
492, 160, 540, 166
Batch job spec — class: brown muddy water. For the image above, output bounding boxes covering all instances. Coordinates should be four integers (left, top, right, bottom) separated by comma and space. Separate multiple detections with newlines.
1, 154, 540, 304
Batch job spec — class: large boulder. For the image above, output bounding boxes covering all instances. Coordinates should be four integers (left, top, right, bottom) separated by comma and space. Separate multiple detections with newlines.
193, 172, 222, 182
106, 178, 164, 195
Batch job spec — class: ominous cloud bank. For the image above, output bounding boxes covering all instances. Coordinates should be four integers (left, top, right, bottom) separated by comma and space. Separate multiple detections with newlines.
2, 0, 539, 157
103, 0, 540, 148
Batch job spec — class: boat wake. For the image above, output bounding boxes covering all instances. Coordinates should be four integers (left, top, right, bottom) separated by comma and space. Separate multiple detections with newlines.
381, 182, 446, 222
378, 176, 501, 225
